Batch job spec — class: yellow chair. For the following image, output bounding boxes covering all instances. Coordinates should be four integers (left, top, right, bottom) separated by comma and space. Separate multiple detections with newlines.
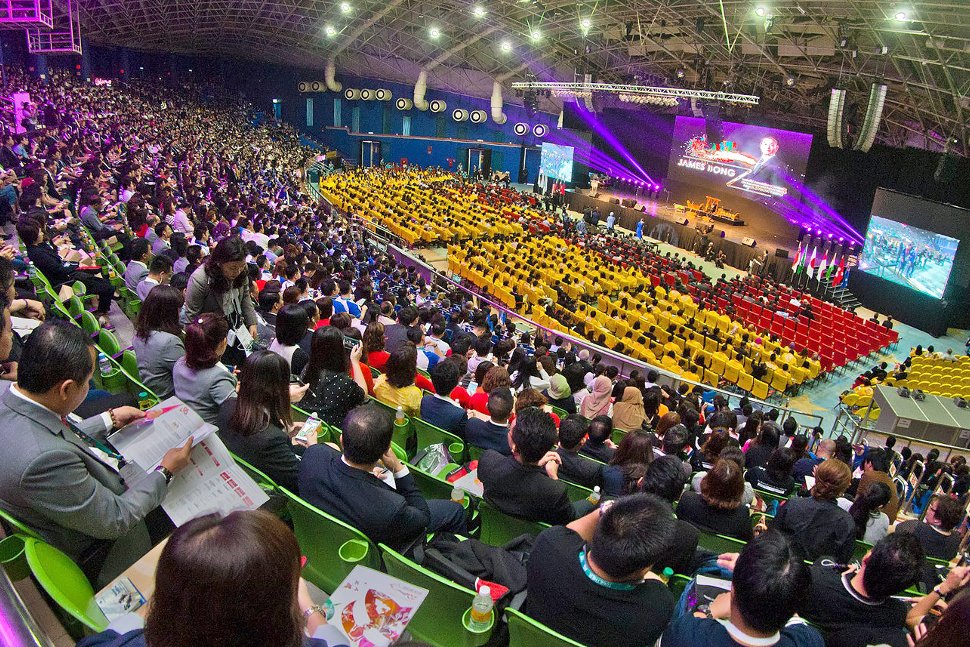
737, 371, 754, 393
751, 379, 770, 400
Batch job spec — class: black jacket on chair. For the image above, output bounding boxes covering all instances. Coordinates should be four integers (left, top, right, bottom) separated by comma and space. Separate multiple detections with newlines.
477, 449, 574, 525
26, 242, 75, 285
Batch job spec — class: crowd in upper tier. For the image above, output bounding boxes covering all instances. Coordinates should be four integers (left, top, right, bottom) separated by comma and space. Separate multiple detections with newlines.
0, 68, 964, 647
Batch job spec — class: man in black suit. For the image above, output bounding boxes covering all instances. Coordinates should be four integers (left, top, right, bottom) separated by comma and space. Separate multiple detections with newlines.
465, 388, 514, 456
556, 414, 604, 489
298, 404, 467, 551
580, 415, 616, 463
477, 407, 575, 525
420, 360, 468, 437
384, 305, 419, 354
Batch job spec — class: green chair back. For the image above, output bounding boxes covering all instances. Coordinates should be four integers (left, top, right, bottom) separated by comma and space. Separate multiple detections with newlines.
668, 574, 692, 599
467, 444, 485, 462
696, 531, 747, 555
98, 329, 122, 357
478, 501, 549, 547
413, 417, 465, 461
0, 507, 41, 539
550, 405, 569, 420
380, 543, 477, 647
22, 537, 109, 633
560, 479, 595, 503
78, 310, 100, 336
70, 280, 87, 297
505, 607, 586, 647
121, 349, 139, 379
279, 488, 381, 593
852, 540, 873, 562
409, 462, 464, 503
65, 295, 84, 318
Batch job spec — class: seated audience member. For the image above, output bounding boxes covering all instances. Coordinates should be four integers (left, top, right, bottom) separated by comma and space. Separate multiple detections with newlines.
693, 429, 731, 472
839, 481, 891, 543
771, 458, 855, 563
693, 446, 756, 507
298, 403, 466, 550
218, 351, 309, 493
0, 322, 192, 586
136, 254, 174, 301
661, 531, 822, 647
173, 313, 237, 425
383, 305, 419, 353
478, 407, 575, 524
603, 430, 654, 497
299, 326, 367, 428
543, 373, 577, 414
580, 415, 616, 463
373, 341, 423, 417
420, 359, 468, 437
655, 423, 693, 479
77, 511, 349, 647
465, 387, 514, 456
124, 237, 151, 292
469, 365, 510, 415
514, 388, 560, 427
269, 303, 311, 378
556, 414, 604, 488
746, 447, 797, 496
132, 285, 184, 399
907, 588, 970, 647
855, 447, 900, 521
581, 375, 613, 419
525, 494, 677, 647
895, 494, 965, 561
362, 321, 389, 371
801, 533, 969, 647
677, 458, 754, 541
612, 386, 647, 432
641, 455, 698, 575
794, 438, 834, 486
745, 421, 781, 469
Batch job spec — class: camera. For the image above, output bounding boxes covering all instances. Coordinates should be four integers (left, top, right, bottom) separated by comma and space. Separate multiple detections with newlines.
342, 335, 360, 351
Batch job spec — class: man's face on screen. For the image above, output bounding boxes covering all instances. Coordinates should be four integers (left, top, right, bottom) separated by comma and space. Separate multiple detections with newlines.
760, 137, 780, 157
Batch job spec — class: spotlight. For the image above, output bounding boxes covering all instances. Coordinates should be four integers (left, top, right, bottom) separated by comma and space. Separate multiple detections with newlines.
755, 6, 766, 17
324, 24, 337, 37
675, 68, 685, 79
894, 10, 908, 21
500, 39, 512, 53
429, 26, 441, 40
472, 5, 486, 18
340, 1, 352, 14
828, 233, 834, 239
838, 236, 845, 242
530, 29, 542, 42
580, 17, 592, 34
785, 75, 796, 87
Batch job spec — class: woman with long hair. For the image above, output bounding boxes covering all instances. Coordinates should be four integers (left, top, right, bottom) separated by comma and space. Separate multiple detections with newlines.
361, 321, 389, 371
218, 351, 310, 492
184, 236, 256, 366
173, 313, 236, 425
842, 481, 891, 542
132, 285, 185, 399
510, 354, 551, 393
603, 430, 655, 497
373, 341, 423, 417
744, 420, 780, 469
77, 510, 347, 647
269, 303, 311, 377
300, 326, 368, 427
677, 457, 754, 541
469, 364, 510, 416
747, 447, 798, 496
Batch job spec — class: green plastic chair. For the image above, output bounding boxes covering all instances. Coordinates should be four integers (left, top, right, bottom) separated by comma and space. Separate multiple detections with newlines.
121, 348, 140, 379
413, 416, 466, 460
550, 405, 569, 420
506, 607, 586, 647
371, 398, 415, 453
696, 531, 747, 555
22, 537, 109, 633
65, 295, 85, 319
0, 507, 41, 539
668, 573, 692, 598
478, 501, 549, 547
279, 488, 382, 593
409, 461, 466, 503
852, 540, 873, 562
467, 444, 485, 462
560, 479, 595, 503
752, 488, 789, 516
380, 544, 478, 647
98, 329, 122, 357
78, 310, 101, 337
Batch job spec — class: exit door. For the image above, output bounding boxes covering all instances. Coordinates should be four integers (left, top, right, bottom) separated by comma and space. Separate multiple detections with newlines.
359, 140, 382, 168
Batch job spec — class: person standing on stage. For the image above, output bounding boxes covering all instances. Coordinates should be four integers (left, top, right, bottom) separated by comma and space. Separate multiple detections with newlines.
636, 218, 645, 241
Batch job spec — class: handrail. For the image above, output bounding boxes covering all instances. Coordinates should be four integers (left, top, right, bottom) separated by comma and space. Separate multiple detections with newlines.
309, 171, 826, 431
0, 562, 57, 647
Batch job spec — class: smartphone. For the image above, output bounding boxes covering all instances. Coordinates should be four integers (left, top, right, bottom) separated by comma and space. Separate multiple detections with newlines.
295, 416, 323, 443
342, 336, 361, 351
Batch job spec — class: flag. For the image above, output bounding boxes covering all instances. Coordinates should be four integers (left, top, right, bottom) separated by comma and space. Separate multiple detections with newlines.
817, 253, 828, 280
832, 255, 846, 285
791, 242, 803, 274
825, 254, 839, 280
806, 246, 818, 279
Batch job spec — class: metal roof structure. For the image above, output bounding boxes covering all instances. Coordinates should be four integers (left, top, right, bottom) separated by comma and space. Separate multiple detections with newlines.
71, 1, 970, 152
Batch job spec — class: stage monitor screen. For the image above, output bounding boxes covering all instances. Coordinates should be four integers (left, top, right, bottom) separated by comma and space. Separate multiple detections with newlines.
858, 215, 960, 299
667, 117, 813, 199
540, 142, 574, 182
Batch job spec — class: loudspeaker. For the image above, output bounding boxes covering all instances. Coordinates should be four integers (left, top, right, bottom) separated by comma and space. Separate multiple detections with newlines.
396, 98, 413, 110
343, 88, 360, 100
452, 109, 469, 122
469, 110, 487, 124
621, 198, 637, 208
359, 89, 372, 100
718, 230, 726, 238
513, 122, 530, 136
532, 123, 548, 138
635, 204, 646, 212
827, 88, 846, 148
742, 237, 757, 247
611, 198, 621, 205
674, 216, 689, 226
854, 83, 887, 152
298, 81, 308, 92
428, 99, 447, 113
373, 88, 392, 101
775, 248, 789, 258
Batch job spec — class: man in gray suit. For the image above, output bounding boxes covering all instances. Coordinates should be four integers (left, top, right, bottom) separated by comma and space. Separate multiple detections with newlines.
0, 322, 192, 585
124, 238, 151, 293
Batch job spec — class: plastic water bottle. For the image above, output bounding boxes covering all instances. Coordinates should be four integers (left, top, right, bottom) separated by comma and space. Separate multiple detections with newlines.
395, 406, 406, 423
137, 391, 153, 411
98, 353, 113, 377
468, 586, 493, 631
451, 486, 465, 504
658, 567, 674, 584
587, 486, 601, 505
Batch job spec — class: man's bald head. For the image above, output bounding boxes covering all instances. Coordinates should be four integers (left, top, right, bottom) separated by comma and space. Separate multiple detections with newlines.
816, 439, 836, 459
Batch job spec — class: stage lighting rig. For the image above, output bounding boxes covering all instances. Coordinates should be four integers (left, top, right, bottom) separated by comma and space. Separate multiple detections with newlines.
510, 81, 759, 106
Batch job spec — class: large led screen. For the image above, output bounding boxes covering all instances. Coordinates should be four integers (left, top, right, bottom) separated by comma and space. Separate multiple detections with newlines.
539, 142, 574, 182
667, 116, 813, 199
858, 215, 960, 299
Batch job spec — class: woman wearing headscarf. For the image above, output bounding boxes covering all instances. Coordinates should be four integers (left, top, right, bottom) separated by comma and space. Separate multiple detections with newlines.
612, 386, 647, 432
543, 373, 576, 414
581, 374, 613, 419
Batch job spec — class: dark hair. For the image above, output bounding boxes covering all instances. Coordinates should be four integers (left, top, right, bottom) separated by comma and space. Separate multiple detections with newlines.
305, 326, 348, 386
756, 421, 781, 447
511, 407, 558, 463
397, 305, 418, 326
258, 288, 282, 313
611, 430, 654, 468
590, 494, 675, 579
274, 304, 310, 347
362, 321, 385, 355
864, 447, 890, 473
587, 415, 613, 444
144, 510, 304, 647
914, 589, 970, 647
662, 423, 688, 455
641, 455, 688, 503
18, 321, 95, 393
149, 254, 174, 276
848, 482, 891, 539
128, 237, 151, 261
930, 495, 964, 531
425, 356, 459, 397
229, 351, 293, 437
765, 447, 797, 484
732, 531, 811, 634
863, 533, 924, 599
16, 217, 41, 245
184, 313, 230, 370
205, 237, 249, 292
486, 387, 514, 422
341, 403, 393, 464
701, 430, 730, 462
558, 414, 590, 451
384, 342, 417, 388
700, 458, 745, 509
134, 285, 184, 341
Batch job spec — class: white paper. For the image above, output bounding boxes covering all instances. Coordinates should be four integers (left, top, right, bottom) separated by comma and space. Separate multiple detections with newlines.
329, 565, 428, 647
161, 435, 269, 526
109, 397, 216, 471
804, 475, 816, 491
450, 469, 484, 498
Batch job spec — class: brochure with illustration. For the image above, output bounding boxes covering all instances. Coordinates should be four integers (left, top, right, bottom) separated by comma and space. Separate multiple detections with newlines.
329, 566, 428, 647
108, 396, 216, 472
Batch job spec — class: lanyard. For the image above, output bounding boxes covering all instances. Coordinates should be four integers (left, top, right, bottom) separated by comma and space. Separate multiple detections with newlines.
578, 546, 637, 591
63, 415, 126, 465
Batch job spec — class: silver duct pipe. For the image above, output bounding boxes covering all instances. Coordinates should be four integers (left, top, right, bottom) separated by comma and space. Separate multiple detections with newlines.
325, 60, 342, 93
413, 69, 429, 111
490, 81, 507, 125
325, 0, 408, 92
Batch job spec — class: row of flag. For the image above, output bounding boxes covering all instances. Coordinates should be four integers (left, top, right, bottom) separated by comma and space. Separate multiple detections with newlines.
791, 240, 848, 286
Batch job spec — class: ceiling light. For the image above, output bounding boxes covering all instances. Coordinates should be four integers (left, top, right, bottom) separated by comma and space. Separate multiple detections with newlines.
530, 29, 542, 42
472, 5, 486, 18
675, 67, 685, 79
755, 6, 767, 17
324, 24, 337, 37
340, 2, 352, 14
580, 17, 592, 34
429, 26, 441, 40
785, 75, 795, 87
500, 39, 512, 53
894, 10, 908, 21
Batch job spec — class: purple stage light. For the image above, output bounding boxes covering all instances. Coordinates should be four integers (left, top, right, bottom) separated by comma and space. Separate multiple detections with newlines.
839, 236, 845, 242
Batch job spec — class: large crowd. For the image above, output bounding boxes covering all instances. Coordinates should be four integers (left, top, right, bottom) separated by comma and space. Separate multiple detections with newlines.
0, 68, 965, 647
